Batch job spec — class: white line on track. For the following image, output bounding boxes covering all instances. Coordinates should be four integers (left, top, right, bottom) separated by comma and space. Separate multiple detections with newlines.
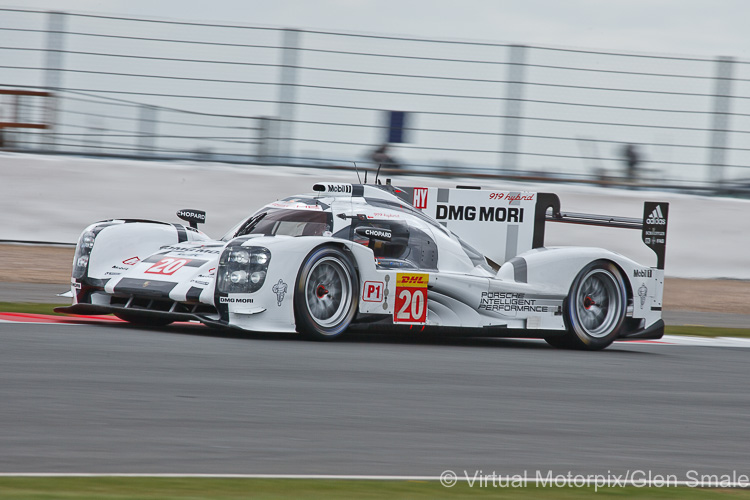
0, 473, 749, 488
658, 335, 750, 348
0, 473, 434, 480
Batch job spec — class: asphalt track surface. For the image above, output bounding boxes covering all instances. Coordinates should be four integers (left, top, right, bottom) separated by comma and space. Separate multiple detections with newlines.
3, 282, 749, 328
1, 320, 749, 477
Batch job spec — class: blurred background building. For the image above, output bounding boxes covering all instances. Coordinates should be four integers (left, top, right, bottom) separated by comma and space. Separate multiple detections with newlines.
2, 7, 749, 194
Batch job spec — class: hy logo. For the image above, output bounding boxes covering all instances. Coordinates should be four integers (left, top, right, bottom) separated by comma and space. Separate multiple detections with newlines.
272, 279, 288, 306
647, 205, 666, 225
413, 188, 428, 209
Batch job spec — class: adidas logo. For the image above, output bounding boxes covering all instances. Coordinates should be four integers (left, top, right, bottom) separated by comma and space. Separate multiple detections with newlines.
646, 205, 666, 225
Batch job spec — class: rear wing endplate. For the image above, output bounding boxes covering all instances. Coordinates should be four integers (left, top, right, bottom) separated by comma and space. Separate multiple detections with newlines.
534, 194, 669, 270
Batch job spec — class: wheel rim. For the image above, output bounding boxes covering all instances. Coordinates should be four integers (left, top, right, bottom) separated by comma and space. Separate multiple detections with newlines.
304, 256, 352, 328
574, 269, 622, 338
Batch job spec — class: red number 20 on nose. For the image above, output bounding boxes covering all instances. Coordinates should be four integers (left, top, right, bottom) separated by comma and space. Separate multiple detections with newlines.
145, 258, 191, 275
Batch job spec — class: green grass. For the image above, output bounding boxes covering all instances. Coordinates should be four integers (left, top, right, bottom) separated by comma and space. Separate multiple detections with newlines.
0, 302, 70, 315
0, 302, 748, 338
665, 325, 750, 338
0, 478, 748, 500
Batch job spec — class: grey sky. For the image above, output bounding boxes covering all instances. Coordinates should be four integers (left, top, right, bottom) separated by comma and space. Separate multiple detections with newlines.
9, 0, 750, 60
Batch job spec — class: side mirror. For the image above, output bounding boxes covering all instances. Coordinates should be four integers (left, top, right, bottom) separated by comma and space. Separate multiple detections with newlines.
177, 209, 206, 229
354, 226, 392, 241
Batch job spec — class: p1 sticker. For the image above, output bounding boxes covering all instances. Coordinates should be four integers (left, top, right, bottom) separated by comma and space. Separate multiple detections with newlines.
362, 281, 385, 302
394, 273, 428, 324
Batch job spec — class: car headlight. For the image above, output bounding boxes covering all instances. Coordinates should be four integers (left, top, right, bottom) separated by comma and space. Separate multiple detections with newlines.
231, 270, 249, 285
230, 249, 250, 265
217, 244, 271, 293
72, 230, 97, 279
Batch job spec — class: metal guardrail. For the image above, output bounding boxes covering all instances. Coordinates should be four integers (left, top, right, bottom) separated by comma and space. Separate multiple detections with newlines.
0, 239, 76, 247
1, 8, 749, 194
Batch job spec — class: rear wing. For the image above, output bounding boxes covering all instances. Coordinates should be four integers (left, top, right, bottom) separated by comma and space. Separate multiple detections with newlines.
535, 193, 669, 270
368, 185, 668, 270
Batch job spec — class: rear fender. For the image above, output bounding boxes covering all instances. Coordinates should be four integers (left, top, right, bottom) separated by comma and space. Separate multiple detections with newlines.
497, 246, 664, 324
498, 247, 636, 294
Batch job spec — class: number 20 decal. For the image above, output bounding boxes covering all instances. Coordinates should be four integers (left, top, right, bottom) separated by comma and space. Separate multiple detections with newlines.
396, 289, 426, 323
145, 258, 191, 275
394, 273, 428, 324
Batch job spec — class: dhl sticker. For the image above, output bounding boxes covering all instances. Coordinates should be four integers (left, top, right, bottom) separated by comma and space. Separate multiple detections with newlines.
396, 273, 428, 288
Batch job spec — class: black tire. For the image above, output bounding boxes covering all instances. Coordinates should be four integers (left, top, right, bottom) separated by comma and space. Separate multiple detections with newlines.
544, 335, 572, 349
545, 260, 627, 351
294, 246, 358, 340
113, 311, 174, 327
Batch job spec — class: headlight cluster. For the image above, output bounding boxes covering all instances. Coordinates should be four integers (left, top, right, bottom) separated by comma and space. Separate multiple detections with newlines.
217, 244, 271, 293
72, 230, 97, 279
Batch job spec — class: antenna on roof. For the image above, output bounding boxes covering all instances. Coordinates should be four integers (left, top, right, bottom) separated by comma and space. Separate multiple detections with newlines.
374, 163, 383, 185
352, 161, 362, 184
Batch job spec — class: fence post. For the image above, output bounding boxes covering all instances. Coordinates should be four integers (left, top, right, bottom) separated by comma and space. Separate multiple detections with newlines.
86, 121, 104, 152
256, 116, 271, 164
500, 44, 526, 173
43, 11, 67, 151
138, 104, 157, 156
276, 29, 300, 165
707, 56, 735, 188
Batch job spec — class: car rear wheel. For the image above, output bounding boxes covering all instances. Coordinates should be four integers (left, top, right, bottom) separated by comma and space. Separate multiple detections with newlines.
294, 246, 358, 340
546, 260, 626, 351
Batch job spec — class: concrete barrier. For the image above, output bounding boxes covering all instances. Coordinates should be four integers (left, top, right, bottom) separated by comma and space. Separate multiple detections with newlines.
2, 153, 747, 279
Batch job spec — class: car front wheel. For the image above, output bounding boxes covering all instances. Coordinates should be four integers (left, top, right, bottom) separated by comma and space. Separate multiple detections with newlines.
294, 246, 358, 340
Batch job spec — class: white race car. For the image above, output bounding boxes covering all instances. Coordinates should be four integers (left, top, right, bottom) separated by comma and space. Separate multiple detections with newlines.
57, 181, 669, 350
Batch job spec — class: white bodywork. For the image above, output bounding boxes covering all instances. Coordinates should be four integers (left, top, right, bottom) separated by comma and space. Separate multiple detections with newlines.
62, 182, 666, 341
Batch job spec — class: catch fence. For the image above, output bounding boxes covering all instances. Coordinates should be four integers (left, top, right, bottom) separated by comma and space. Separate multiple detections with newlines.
2, 8, 749, 192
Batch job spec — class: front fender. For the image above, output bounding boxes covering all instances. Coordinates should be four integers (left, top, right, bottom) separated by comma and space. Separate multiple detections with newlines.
72, 219, 209, 303
217, 236, 377, 332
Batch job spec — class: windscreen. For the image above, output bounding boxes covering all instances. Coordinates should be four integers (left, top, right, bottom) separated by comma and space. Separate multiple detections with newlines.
224, 209, 332, 240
